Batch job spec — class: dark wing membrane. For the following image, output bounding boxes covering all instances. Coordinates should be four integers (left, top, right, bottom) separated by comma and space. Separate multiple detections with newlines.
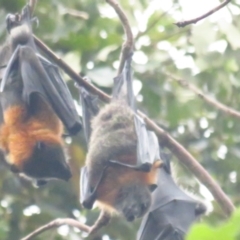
38, 55, 82, 134
112, 53, 135, 110
18, 46, 81, 135
137, 152, 206, 240
80, 165, 108, 209
79, 86, 99, 143
134, 114, 160, 166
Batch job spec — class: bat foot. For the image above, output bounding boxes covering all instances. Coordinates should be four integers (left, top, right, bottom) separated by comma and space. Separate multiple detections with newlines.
82, 192, 97, 209
137, 163, 152, 172
148, 184, 157, 192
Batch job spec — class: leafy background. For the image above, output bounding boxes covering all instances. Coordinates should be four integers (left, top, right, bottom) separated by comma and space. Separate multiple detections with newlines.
0, 0, 240, 239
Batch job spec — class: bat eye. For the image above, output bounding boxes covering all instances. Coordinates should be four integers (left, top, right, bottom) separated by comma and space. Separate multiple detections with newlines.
36, 141, 46, 150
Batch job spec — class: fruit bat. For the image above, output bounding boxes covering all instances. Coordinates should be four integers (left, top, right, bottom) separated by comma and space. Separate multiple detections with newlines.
79, 53, 163, 221
137, 152, 206, 240
0, 5, 81, 186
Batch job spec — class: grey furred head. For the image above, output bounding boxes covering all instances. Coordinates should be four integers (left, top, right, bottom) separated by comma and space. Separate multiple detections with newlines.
114, 182, 152, 221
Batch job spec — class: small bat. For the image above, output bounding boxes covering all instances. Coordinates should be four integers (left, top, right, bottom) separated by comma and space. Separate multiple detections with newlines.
0, 5, 81, 186
79, 53, 163, 221
137, 152, 206, 240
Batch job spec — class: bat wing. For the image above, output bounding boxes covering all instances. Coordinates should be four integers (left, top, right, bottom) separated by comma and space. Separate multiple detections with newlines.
79, 87, 100, 208
137, 152, 206, 240
112, 53, 161, 169
78, 86, 99, 143
112, 52, 135, 109
134, 114, 160, 166
2, 5, 81, 135
37, 55, 82, 134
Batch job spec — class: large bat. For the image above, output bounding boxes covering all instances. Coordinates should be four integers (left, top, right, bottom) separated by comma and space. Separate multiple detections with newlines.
0, 5, 81, 186
79, 54, 163, 221
137, 152, 206, 240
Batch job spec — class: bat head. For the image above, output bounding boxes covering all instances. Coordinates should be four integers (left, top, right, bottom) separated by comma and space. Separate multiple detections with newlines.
19, 141, 72, 183
115, 182, 151, 221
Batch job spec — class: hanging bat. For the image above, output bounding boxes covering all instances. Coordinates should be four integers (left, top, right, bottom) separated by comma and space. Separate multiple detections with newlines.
79, 54, 163, 221
0, 5, 81, 186
137, 152, 206, 240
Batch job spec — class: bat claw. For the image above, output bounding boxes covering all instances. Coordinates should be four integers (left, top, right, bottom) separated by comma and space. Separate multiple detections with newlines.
137, 163, 152, 172
148, 184, 157, 192
82, 193, 96, 209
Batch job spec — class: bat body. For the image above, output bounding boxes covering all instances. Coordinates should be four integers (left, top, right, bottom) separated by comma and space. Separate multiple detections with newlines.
137, 152, 206, 240
0, 5, 81, 186
80, 55, 162, 221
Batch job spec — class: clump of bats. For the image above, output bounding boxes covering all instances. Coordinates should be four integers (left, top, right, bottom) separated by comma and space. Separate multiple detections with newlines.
0, 4, 206, 240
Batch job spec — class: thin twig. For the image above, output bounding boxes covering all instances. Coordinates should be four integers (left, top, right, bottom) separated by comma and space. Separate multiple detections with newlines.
106, 0, 134, 75
89, 211, 111, 234
62, 8, 89, 20
21, 218, 91, 240
175, 0, 231, 27
166, 73, 240, 119
139, 111, 235, 217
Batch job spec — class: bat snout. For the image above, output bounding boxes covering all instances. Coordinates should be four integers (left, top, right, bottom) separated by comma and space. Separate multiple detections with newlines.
123, 201, 150, 222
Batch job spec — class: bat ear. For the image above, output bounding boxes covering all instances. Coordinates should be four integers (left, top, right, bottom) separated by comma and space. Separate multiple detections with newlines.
10, 164, 19, 173
148, 184, 157, 192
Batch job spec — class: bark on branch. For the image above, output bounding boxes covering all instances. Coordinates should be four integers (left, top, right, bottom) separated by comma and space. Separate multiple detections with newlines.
175, 0, 231, 27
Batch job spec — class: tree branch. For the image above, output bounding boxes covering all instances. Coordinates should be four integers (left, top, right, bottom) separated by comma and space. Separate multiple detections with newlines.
21, 218, 90, 240
166, 73, 240, 119
62, 8, 89, 20
33, 36, 110, 103
139, 111, 235, 217
175, 0, 231, 27
105, 0, 134, 75
89, 211, 111, 234
28, 0, 38, 15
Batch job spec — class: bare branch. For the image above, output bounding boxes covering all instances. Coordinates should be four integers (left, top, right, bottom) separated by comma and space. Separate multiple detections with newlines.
138, 111, 235, 217
175, 0, 231, 28
89, 211, 111, 234
106, 0, 134, 75
28, 0, 38, 15
21, 218, 91, 240
166, 73, 240, 119
33, 36, 110, 103
62, 8, 89, 20
21, 211, 111, 240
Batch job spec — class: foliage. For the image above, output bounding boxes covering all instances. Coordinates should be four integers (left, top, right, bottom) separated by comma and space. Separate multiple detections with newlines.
0, 0, 240, 239
187, 208, 240, 240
